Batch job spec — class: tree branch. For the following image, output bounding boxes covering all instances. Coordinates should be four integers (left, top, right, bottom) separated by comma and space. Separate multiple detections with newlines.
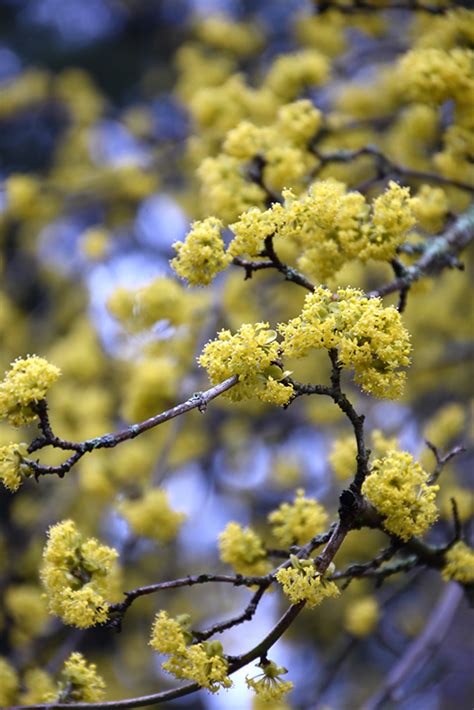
371, 205, 474, 300
25, 377, 238, 478
312, 145, 474, 195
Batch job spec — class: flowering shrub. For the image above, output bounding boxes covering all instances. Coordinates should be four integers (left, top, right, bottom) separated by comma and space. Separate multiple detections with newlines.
0, 2, 473, 708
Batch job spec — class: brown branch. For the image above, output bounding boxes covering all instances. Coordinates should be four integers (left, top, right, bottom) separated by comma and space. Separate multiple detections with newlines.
331, 544, 401, 586
425, 442, 466, 484
107, 571, 268, 630
328, 350, 369, 494
192, 583, 271, 642
25, 377, 238, 478
313, 145, 474, 194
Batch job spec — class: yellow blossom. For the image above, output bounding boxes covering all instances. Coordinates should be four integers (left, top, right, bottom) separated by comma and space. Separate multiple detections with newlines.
223, 121, 270, 160
275, 560, 340, 608
163, 640, 232, 693
268, 488, 328, 546
362, 451, 438, 541
0, 442, 30, 492
53, 653, 106, 703
149, 611, 191, 655
226, 180, 415, 282
398, 48, 474, 105
228, 203, 286, 259
219, 522, 269, 576
40, 520, 119, 628
199, 323, 293, 405
442, 542, 474, 584
276, 99, 323, 146
197, 154, 267, 223
171, 217, 230, 286
279, 287, 411, 399
5, 174, 41, 219
367, 182, 416, 260
246, 660, 293, 703
0, 356, 61, 426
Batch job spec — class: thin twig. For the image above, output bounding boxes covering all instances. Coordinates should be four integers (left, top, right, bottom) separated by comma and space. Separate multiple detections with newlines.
25, 377, 238, 478
312, 145, 474, 194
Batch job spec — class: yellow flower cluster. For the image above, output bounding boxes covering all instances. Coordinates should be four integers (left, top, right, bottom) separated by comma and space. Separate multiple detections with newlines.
199, 323, 293, 405
171, 217, 231, 286
279, 287, 411, 399
150, 614, 231, 694
412, 185, 448, 233
362, 451, 438, 541
268, 489, 328, 547
442, 542, 474, 584
228, 202, 286, 259
0, 356, 61, 426
40, 520, 119, 628
199, 99, 321, 219
118, 489, 186, 544
163, 640, 232, 693
0, 442, 30, 492
218, 522, 269, 576
227, 180, 415, 281
149, 610, 192, 655
246, 660, 293, 703
53, 653, 106, 703
298, 180, 415, 280
174, 43, 236, 102
398, 48, 474, 106
275, 559, 340, 608
344, 596, 380, 637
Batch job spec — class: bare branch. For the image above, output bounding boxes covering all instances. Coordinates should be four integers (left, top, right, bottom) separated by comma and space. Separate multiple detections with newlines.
312, 145, 474, 195
25, 377, 238, 479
